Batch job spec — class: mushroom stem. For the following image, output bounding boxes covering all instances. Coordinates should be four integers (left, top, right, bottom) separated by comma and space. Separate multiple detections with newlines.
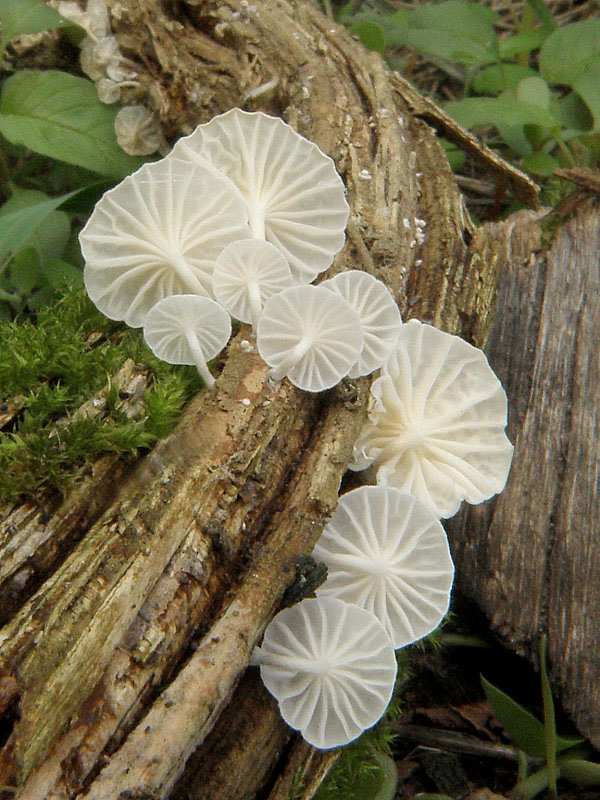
172, 255, 207, 296
185, 331, 215, 389
248, 280, 263, 330
270, 337, 312, 381
248, 202, 266, 240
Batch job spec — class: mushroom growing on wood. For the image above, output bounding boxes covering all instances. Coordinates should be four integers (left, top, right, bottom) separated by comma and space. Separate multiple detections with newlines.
313, 486, 454, 648
320, 270, 402, 377
143, 294, 231, 389
351, 319, 514, 518
170, 108, 350, 283
80, 156, 250, 327
251, 596, 397, 749
256, 284, 363, 392
212, 239, 295, 331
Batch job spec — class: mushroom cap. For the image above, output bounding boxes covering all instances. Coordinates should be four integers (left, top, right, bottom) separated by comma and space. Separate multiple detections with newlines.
320, 271, 402, 377
169, 108, 350, 283
256, 285, 363, 392
143, 294, 231, 365
212, 239, 294, 326
351, 319, 514, 518
81, 156, 250, 328
252, 597, 397, 749
313, 486, 454, 648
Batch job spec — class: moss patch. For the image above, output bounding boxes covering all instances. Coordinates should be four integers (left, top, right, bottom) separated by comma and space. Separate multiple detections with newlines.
0, 288, 203, 501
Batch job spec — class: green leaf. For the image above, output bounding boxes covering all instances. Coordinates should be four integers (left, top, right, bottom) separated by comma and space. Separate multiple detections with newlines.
404, 29, 495, 67
525, 0, 557, 32
498, 27, 549, 60
40, 258, 83, 290
516, 76, 551, 110
440, 138, 466, 170
473, 64, 537, 96
351, 20, 386, 54
560, 759, 600, 787
409, 1, 498, 45
551, 91, 593, 132
482, 676, 584, 759
0, 0, 68, 52
522, 151, 559, 176
444, 96, 558, 132
539, 19, 600, 85
0, 71, 146, 177
8, 247, 42, 294
572, 59, 600, 132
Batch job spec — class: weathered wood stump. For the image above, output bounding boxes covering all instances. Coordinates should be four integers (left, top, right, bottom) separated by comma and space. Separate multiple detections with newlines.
3, 1, 596, 798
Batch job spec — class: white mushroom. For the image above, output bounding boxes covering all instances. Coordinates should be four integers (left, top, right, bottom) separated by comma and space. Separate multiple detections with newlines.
212, 239, 295, 330
142, 295, 231, 389
256, 285, 363, 392
114, 105, 161, 155
251, 597, 397, 749
313, 486, 454, 648
170, 108, 350, 283
80, 156, 250, 327
351, 319, 514, 518
320, 271, 402, 377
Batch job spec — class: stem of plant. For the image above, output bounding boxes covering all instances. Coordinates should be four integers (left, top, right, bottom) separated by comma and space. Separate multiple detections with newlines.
553, 133, 576, 167
539, 635, 557, 800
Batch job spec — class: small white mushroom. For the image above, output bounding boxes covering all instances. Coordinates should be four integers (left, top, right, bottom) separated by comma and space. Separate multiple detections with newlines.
256, 285, 363, 392
142, 295, 231, 389
313, 486, 454, 648
114, 105, 161, 156
170, 108, 350, 283
212, 239, 294, 330
251, 596, 397, 749
80, 156, 250, 328
320, 271, 402, 377
351, 319, 514, 518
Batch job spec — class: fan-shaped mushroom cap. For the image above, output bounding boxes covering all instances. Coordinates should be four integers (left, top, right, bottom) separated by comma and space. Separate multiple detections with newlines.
313, 486, 454, 648
212, 239, 295, 330
320, 271, 402, 377
256, 285, 363, 392
143, 294, 231, 389
170, 108, 350, 283
351, 319, 513, 518
251, 597, 397, 749
80, 156, 250, 328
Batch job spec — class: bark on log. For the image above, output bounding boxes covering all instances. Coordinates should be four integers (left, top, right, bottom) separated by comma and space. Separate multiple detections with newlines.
447, 198, 600, 749
0, 1, 543, 798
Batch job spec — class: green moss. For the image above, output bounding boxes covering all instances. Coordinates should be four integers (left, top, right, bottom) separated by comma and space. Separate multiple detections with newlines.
0, 288, 203, 501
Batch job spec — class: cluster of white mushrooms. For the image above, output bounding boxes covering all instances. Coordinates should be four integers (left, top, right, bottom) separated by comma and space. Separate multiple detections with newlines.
79, 108, 514, 751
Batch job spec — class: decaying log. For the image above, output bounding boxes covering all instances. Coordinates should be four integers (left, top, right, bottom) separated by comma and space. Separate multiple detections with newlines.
448, 199, 600, 748
0, 1, 546, 797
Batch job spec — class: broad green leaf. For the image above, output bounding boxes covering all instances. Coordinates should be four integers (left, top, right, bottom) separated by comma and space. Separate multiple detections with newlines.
539, 19, 600, 85
405, 29, 496, 67
0, 0, 68, 52
409, 1, 498, 44
351, 20, 386, 54
516, 76, 551, 110
482, 676, 584, 759
551, 91, 592, 132
560, 759, 600, 787
40, 258, 83, 290
0, 186, 83, 267
572, 59, 600, 132
473, 64, 537, 96
8, 247, 42, 294
444, 96, 558, 132
522, 151, 559, 176
498, 27, 549, 60
525, 0, 557, 32
0, 71, 145, 177
497, 123, 532, 156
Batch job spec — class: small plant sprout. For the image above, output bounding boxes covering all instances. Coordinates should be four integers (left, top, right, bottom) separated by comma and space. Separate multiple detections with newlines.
212, 239, 294, 331
256, 285, 363, 392
170, 108, 350, 283
320, 271, 402, 377
250, 597, 397, 749
142, 295, 231, 389
313, 486, 454, 648
351, 320, 514, 518
80, 157, 250, 327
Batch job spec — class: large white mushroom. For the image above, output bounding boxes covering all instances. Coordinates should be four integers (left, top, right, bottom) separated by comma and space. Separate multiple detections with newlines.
251, 596, 397, 749
169, 108, 350, 283
80, 156, 250, 327
351, 319, 514, 518
256, 285, 363, 392
313, 486, 454, 648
